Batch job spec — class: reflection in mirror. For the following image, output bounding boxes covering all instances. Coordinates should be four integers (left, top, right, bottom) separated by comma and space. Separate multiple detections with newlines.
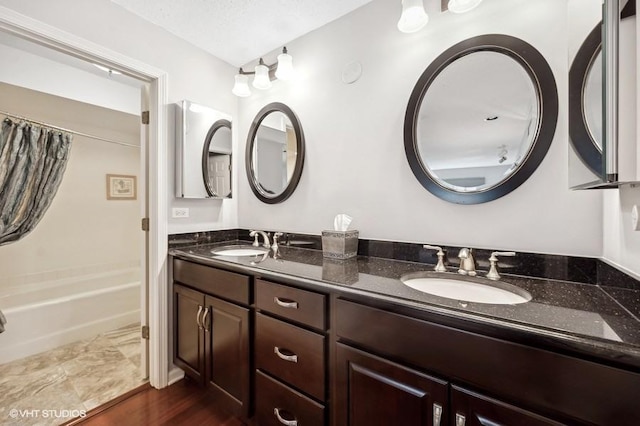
203, 120, 232, 198
404, 35, 558, 204
176, 100, 232, 198
246, 103, 305, 204
569, 22, 603, 180
584, 51, 603, 150
417, 51, 539, 193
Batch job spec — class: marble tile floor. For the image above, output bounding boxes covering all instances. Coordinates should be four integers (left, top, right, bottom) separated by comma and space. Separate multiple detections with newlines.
0, 323, 146, 426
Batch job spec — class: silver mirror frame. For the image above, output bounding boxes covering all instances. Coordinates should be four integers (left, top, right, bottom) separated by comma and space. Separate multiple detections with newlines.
404, 34, 558, 204
245, 102, 305, 204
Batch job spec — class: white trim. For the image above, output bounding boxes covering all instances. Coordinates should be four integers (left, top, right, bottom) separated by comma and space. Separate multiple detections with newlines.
168, 367, 186, 386
0, 6, 170, 389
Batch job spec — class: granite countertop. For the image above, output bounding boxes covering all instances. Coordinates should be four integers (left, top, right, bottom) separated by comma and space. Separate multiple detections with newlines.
170, 240, 640, 370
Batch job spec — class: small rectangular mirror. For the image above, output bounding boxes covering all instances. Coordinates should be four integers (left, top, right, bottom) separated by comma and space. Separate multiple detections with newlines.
175, 100, 232, 198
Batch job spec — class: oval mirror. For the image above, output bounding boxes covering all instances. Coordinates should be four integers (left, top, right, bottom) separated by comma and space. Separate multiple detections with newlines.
404, 34, 558, 204
569, 25, 603, 176
202, 119, 232, 198
246, 103, 305, 204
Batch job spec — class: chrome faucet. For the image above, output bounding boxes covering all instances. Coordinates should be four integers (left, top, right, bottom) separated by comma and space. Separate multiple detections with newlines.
271, 232, 284, 251
486, 251, 516, 280
249, 230, 271, 248
457, 248, 477, 276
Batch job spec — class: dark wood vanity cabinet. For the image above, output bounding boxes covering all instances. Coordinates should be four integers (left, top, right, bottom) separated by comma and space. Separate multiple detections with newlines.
335, 343, 448, 426
254, 278, 328, 426
171, 257, 640, 426
450, 386, 563, 426
333, 297, 640, 426
173, 259, 251, 419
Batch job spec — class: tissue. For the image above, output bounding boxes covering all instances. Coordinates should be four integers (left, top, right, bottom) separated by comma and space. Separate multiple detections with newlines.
322, 214, 359, 259
333, 214, 352, 231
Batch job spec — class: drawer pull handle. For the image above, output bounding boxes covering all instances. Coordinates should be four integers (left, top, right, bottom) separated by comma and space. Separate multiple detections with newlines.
274, 297, 298, 309
274, 347, 298, 363
202, 307, 210, 332
196, 305, 203, 329
433, 403, 443, 426
273, 408, 298, 426
456, 413, 466, 426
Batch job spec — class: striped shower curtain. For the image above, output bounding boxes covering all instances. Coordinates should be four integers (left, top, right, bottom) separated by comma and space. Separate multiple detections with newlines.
0, 117, 72, 246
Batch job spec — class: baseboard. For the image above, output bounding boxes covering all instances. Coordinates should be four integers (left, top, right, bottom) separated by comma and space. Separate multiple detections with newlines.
168, 366, 185, 386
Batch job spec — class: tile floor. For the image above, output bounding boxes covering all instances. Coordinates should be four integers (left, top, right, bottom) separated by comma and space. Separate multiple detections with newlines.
0, 323, 146, 426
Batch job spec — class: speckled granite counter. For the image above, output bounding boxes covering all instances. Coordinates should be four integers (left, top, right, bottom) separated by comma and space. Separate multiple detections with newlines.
170, 240, 640, 370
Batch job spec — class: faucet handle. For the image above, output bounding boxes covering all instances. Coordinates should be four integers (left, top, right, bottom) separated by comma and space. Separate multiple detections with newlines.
486, 251, 516, 281
272, 232, 284, 250
423, 245, 447, 273
249, 230, 260, 247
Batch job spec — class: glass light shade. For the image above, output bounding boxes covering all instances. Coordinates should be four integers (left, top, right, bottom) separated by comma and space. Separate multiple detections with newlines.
448, 0, 483, 14
232, 73, 251, 97
275, 52, 294, 80
253, 63, 272, 90
397, 0, 429, 33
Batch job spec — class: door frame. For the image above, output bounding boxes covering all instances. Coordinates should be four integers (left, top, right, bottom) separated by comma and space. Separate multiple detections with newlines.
0, 6, 170, 388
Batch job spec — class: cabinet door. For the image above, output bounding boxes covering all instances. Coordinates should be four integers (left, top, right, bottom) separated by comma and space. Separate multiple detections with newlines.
335, 343, 448, 426
451, 386, 563, 426
204, 295, 250, 418
173, 284, 205, 383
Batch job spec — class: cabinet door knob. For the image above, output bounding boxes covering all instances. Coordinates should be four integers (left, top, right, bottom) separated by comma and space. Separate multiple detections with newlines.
273, 408, 298, 426
274, 346, 298, 363
274, 296, 298, 309
433, 403, 443, 426
202, 307, 210, 332
456, 413, 466, 426
196, 305, 203, 329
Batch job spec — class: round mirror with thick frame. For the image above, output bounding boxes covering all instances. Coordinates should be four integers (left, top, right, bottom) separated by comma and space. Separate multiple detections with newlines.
202, 119, 232, 198
245, 102, 305, 204
569, 24, 603, 177
404, 34, 558, 204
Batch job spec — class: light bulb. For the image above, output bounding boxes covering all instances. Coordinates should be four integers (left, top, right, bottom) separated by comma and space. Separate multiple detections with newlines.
397, 0, 428, 33
253, 60, 272, 90
232, 72, 251, 97
448, 0, 483, 14
275, 47, 294, 81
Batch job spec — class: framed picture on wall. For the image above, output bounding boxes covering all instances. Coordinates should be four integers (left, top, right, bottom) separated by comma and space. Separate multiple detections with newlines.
106, 174, 137, 200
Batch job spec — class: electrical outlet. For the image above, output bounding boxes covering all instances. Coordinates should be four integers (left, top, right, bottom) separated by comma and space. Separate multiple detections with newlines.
172, 207, 189, 218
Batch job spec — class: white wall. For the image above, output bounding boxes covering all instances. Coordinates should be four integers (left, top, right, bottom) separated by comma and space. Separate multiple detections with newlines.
0, 0, 239, 234
0, 42, 141, 115
0, 82, 140, 288
602, 13, 640, 277
237, 0, 603, 257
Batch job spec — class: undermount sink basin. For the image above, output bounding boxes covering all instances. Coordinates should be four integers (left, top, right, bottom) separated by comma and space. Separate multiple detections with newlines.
400, 273, 531, 305
211, 245, 269, 256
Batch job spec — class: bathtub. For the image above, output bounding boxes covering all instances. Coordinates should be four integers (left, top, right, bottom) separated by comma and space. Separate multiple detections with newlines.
0, 264, 141, 364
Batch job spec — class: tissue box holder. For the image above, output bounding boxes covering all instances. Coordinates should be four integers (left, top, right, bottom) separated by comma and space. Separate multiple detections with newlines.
322, 230, 359, 259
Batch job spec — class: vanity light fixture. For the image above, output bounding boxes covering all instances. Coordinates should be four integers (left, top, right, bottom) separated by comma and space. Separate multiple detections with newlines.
447, 0, 483, 14
232, 47, 294, 97
398, 0, 429, 33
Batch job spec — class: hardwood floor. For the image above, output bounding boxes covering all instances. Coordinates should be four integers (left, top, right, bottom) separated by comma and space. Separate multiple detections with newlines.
72, 379, 246, 426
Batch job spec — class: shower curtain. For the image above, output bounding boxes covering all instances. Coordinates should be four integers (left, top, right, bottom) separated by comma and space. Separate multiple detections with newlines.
0, 117, 72, 246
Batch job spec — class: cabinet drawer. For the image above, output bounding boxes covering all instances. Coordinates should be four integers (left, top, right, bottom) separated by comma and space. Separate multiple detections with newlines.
255, 279, 326, 330
174, 258, 250, 304
256, 313, 325, 401
255, 370, 325, 426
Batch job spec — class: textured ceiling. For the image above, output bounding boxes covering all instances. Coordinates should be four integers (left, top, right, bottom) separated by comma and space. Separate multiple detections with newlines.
110, 0, 373, 67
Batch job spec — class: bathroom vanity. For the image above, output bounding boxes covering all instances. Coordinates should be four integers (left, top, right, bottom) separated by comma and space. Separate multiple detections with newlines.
170, 237, 640, 426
